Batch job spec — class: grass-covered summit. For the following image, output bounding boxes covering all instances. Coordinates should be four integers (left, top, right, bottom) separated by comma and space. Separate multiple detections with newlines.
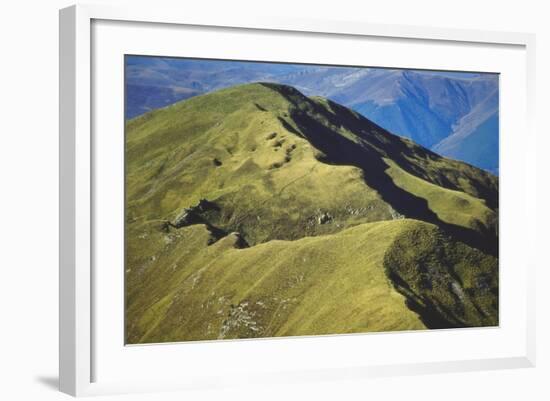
125, 82, 498, 344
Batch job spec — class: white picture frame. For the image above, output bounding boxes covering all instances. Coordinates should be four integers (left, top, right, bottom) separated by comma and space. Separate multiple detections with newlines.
59, 3, 536, 397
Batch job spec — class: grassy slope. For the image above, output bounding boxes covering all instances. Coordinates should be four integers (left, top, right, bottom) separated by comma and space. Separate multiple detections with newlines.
126, 219, 497, 343
126, 84, 390, 247
125, 82, 499, 343
384, 158, 496, 232
384, 223, 498, 329
126, 220, 425, 343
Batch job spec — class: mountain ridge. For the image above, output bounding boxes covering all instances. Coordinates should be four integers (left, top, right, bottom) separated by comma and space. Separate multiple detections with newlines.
125, 82, 498, 343
126, 57, 499, 173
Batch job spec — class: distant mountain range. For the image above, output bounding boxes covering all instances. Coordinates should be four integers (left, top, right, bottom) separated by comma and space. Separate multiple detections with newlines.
125, 56, 499, 174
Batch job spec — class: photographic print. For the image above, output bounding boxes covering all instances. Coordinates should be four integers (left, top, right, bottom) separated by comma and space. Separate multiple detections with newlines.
124, 56, 499, 344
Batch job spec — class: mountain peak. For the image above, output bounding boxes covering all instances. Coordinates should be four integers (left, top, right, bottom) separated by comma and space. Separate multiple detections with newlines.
125, 81, 499, 343
126, 82, 497, 246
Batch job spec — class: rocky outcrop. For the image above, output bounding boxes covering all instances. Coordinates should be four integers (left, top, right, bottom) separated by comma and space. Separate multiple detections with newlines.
318, 212, 333, 225
171, 199, 220, 228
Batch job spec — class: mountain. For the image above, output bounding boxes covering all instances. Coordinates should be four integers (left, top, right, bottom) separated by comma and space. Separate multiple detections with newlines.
125, 57, 499, 173
332, 70, 499, 174
125, 56, 303, 117
125, 83, 498, 344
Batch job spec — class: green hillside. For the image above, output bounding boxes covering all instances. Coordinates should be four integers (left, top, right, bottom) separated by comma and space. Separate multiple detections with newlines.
125, 82, 498, 344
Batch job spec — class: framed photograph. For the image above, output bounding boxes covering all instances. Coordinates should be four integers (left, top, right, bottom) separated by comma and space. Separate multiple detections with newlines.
59, 4, 536, 396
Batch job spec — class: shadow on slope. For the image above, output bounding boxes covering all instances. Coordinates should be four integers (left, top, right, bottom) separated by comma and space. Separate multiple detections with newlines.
261, 83, 497, 256
383, 224, 498, 329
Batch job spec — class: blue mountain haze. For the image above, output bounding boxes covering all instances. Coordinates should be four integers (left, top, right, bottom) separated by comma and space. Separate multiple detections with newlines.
125, 56, 499, 174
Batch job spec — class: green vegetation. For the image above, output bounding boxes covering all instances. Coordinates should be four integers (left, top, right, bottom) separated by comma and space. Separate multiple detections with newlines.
383, 223, 497, 329
125, 82, 499, 344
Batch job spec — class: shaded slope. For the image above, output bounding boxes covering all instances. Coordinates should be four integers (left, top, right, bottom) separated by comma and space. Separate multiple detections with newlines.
260, 83, 498, 254
384, 223, 498, 329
